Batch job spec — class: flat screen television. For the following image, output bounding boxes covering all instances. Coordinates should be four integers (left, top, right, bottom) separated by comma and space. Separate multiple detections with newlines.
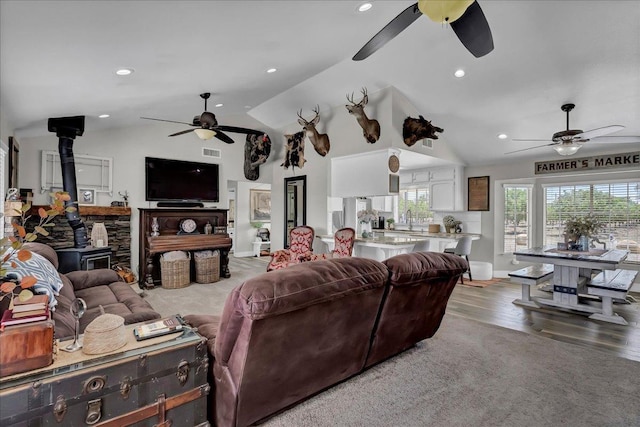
145, 157, 219, 202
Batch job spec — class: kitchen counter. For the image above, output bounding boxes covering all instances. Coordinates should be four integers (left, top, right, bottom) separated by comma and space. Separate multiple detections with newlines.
380, 229, 482, 239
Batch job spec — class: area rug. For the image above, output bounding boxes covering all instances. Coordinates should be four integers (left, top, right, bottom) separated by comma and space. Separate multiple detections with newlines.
262, 314, 640, 427
459, 277, 503, 288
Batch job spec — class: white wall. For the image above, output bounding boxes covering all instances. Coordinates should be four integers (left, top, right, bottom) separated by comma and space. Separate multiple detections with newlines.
16, 116, 276, 274
466, 155, 640, 277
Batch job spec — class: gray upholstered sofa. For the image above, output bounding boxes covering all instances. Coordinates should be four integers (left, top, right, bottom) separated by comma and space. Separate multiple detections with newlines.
185, 251, 467, 427
24, 243, 160, 339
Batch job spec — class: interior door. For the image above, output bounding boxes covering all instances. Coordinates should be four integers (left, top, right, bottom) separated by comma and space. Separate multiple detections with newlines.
284, 176, 307, 247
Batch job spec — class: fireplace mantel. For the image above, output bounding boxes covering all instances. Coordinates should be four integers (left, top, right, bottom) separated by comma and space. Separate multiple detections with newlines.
29, 205, 131, 216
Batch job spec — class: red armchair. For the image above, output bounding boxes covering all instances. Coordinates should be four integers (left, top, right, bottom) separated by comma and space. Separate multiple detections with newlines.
308, 227, 356, 261
267, 226, 315, 271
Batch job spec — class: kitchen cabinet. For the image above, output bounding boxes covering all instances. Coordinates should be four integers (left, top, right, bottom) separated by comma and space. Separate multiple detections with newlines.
429, 181, 456, 211
371, 196, 393, 212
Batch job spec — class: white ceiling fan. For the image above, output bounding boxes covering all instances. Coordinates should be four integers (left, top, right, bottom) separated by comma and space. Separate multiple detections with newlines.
506, 103, 640, 156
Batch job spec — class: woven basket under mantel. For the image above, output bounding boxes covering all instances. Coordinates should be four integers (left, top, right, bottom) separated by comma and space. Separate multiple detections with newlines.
82, 307, 127, 355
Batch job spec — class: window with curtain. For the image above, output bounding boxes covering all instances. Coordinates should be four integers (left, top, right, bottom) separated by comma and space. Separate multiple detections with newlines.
503, 185, 532, 253
544, 181, 640, 263
398, 188, 433, 225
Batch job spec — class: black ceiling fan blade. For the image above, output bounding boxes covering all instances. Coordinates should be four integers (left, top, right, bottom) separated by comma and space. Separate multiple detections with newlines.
214, 130, 235, 144
450, 1, 494, 58
352, 3, 422, 61
216, 125, 264, 135
141, 117, 196, 127
505, 142, 558, 155
168, 129, 196, 137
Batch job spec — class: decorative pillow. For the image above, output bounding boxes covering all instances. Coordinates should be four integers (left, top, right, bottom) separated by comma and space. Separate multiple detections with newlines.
6, 250, 64, 310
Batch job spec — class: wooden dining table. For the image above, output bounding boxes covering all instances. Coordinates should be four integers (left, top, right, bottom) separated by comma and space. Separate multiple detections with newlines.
514, 245, 632, 324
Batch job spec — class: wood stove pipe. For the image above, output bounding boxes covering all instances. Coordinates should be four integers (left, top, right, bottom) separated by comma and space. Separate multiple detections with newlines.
48, 116, 89, 248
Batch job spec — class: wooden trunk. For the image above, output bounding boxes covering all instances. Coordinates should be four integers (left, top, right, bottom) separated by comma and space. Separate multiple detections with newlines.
0, 319, 54, 377
0, 326, 209, 426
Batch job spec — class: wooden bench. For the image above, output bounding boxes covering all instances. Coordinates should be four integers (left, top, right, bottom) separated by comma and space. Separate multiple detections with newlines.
509, 264, 554, 307
587, 269, 638, 325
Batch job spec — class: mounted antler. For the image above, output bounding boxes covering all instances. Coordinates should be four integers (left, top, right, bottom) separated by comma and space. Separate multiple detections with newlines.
345, 87, 380, 143
297, 106, 330, 156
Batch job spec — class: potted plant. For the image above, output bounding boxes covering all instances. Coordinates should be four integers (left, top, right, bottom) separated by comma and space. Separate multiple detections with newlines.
563, 213, 603, 251
1, 192, 73, 310
386, 218, 395, 230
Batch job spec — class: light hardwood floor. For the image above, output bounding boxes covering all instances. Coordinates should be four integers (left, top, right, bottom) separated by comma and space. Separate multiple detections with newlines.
233, 255, 640, 362
447, 279, 640, 362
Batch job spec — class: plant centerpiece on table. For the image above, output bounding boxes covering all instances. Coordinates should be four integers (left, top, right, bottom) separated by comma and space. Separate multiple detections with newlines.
563, 213, 603, 251
357, 209, 378, 238
386, 218, 395, 230
0, 192, 73, 308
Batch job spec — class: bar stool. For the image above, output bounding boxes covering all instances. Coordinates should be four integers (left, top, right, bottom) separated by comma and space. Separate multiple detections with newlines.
444, 236, 473, 283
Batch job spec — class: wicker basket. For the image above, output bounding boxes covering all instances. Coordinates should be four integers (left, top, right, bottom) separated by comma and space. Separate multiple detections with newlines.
194, 250, 220, 284
160, 252, 191, 289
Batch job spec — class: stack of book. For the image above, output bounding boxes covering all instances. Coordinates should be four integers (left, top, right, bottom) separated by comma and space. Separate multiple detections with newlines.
133, 315, 184, 341
1, 295, 50, 328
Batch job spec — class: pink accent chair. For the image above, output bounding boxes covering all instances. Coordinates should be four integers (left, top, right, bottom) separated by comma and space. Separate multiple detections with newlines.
308, 227, 356, 261
267, 226, 315, 271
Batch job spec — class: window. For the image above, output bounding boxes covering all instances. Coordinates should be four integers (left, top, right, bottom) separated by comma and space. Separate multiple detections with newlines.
398, 188, 433, 225
544, 181, 640, 263
503, 185, 532, 253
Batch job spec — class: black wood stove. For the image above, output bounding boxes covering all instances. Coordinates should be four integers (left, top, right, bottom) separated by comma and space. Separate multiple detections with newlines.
47, 116, 111, 273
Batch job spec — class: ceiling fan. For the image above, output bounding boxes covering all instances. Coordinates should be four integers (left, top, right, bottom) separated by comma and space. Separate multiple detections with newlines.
353, 0, 493, 61
141, 93, 263, 144
507, 103, 640, 156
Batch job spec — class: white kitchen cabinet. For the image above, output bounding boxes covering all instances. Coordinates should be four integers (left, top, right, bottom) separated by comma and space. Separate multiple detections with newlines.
429, 181, 456, 211
399, 172, 413, 185
371, 196, 393, 212
429, 167, 456, 181
412, 171, 430, 184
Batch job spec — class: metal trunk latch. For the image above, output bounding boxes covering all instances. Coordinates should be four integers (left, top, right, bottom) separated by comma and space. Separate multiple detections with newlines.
120, 376, 133, 399
53, 395, 67, 423
85, 399, 102, 425
177, 360, 190, 386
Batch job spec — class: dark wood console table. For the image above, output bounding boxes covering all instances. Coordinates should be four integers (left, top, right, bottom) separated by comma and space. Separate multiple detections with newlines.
138, 208, 232, 289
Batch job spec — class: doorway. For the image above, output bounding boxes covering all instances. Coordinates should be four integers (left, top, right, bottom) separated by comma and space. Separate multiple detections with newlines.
284, 176, 307, 247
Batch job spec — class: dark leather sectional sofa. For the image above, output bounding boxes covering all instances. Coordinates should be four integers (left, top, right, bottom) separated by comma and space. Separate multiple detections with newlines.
185, 251, 467, 427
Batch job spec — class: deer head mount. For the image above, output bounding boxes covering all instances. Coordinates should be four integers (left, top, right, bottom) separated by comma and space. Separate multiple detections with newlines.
402, 115, 444, 147
297, 106, 330, 156
345, 87, 380, 144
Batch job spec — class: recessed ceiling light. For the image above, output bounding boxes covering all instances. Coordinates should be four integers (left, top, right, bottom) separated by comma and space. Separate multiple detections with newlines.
215, 103, 223, 107
266, 68, 277, 73
115, 68, 134, 76
454, 69, 465, 78
98, 114, 110, 119
498, 133, 508, 139
244, 105, 252, 109
357, 2, 373, 12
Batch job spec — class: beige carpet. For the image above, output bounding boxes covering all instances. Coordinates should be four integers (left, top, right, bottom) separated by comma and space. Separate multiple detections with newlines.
261, 313, 640, 427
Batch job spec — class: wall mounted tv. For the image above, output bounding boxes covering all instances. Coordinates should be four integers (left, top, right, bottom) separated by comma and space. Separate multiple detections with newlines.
145, 157, 219, 203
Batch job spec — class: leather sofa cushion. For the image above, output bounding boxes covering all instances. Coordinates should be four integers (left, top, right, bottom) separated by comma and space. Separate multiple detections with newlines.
383, 251, 468, 287
235, 257, 389, 320
183, 314, 220, 355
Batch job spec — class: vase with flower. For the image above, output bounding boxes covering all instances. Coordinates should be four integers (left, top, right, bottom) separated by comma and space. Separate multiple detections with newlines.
563, 213, 603, 251
357, 209, 378, 238
1, 192, 73, 312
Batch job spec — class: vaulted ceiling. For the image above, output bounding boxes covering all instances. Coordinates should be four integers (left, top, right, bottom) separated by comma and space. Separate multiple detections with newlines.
1, 1, 639, 166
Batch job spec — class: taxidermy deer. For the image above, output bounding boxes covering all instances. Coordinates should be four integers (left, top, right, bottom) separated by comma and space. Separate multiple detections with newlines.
346, 87, 380, 143
297, 106, 330, 156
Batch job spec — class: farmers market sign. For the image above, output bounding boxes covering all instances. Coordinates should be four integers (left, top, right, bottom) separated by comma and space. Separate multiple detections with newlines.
534, 151, 639, 175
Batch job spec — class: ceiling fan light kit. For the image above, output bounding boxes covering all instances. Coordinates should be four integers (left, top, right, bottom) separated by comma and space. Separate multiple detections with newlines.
418, 0, 474, 23
194, 128, 217, 140
553, 143, 582, 156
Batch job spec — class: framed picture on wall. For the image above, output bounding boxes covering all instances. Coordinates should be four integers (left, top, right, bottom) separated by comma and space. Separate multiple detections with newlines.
8, 136, 19, 189
468, 176, 490, 211
78, 188, 96, 206
250, 189, 271, 222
